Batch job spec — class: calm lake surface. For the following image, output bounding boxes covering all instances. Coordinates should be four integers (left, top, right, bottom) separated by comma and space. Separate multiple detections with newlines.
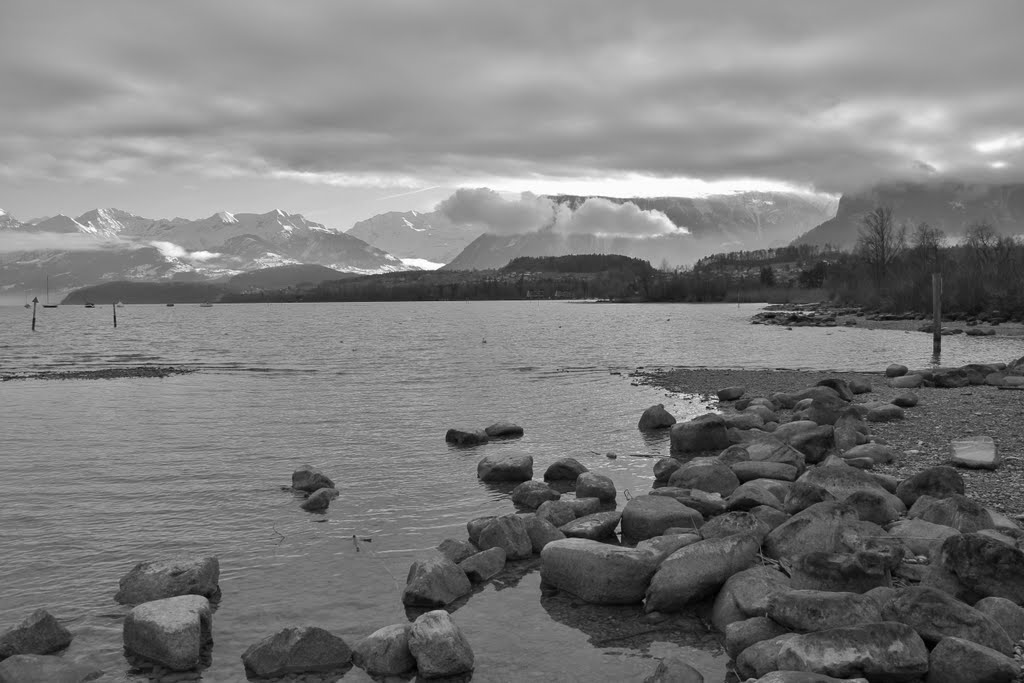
2, 301, 1022, 682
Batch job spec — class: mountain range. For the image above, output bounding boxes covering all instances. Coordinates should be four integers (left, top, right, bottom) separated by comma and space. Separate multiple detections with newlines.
0, 208, 409, 301
793, 182, 1024, 249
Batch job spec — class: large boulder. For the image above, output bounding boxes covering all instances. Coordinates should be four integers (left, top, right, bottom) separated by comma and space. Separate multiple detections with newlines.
444, 428, 489, 445
543, 457, 588, 482
241, 626, 352, 679
645, 533, 760, 613
638, 404, 676, 430
908, 494, 995, 534
114, 556, 220, 605
559, 511, 621, 541
895, 466, 965, 507
521, 514, 565, 554
0, 609, 72, 659
458, 546, 507, 582
575, 472, 617, 503
122, 595, 212, 671
653, 457, 683, 483
930, 533, 1024, 603
776, 622, 929, 681
466, 516, 496, 546
932, 368, 970, 388
300, 487, 339, 512
730, 461, 798, 483
700, 511, 770, 544
925, 636, 1019, 683
727, 480, 787, 512
401, 555, 473, 607
885, 363, 909, 378
0, 655, 102, 683
712, 565, 791, 631
668, 460, 740, 497
510, 481, 561, 509
888, 519, 961, 559
735, 634, 800, 680
789, 551, 893, 593
718, 385, 747, 401
407, 611, 474, 679
950, 436, 1000, 470
784, 482, 836, 515
816, 378, 855, 402
477, 454, 533, 482
535, 500, 578, 528
973, 596, 1024, 642
484, 421, 524, 438
866, 404, 905, 422
768, 590, 883, 632
845, 489, 906, 526
796, 466, 887, 501
292, 464, 335, 492
670, 414, 730, 453
764, 501, 899, 565
621, 496, 703, 541
476, 514, 533, 560
352, 624, 415, 677
842, 443, 896, 466
652, 487, 728, 517
436, 539, 479, 564
890, 374, 923, 388
881, 586, 1013, 655
723, 617, 790, 660
540, 538, 657, 604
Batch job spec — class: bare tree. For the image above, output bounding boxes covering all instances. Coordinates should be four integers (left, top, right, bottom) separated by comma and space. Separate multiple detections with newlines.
910, 221, 945, 269
857, 207, 906, 285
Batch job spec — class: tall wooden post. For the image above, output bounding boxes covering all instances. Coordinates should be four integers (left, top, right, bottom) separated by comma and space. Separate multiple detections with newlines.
932, 273, 942, 358
112, 302, 117, 328
31, 297, 38, 331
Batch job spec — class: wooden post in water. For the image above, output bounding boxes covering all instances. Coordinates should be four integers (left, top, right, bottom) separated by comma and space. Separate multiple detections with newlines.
932, 273, 942, 358
112, 302, 117, 328
31, 296, 38, 331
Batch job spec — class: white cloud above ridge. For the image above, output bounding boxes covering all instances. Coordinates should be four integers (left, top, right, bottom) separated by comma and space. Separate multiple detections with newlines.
1, 0, 1024, 200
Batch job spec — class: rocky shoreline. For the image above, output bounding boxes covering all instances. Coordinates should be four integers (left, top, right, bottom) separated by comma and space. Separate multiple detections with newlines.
0, 366, 197, 382
749, 302, 1024, 336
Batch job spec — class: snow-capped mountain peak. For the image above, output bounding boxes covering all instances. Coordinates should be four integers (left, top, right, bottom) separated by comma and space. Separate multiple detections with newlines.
0, 208, 6, 216
215, 211, 237, 224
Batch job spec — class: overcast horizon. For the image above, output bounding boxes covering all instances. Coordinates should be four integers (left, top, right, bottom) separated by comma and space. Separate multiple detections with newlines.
2, 1, 1023, 231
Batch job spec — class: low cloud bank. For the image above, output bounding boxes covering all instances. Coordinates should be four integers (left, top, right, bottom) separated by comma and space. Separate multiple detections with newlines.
437, 188, 686, 238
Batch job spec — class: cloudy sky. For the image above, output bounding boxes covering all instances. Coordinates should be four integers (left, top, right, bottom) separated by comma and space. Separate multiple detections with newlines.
1, 0, 1022, 230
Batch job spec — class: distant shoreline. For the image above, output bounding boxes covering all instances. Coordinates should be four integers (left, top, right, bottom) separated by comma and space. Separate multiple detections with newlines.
1, 366, 197, 382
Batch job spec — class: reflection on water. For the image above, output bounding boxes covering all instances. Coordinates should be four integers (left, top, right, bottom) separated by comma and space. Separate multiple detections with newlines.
1, 301, 1020, 681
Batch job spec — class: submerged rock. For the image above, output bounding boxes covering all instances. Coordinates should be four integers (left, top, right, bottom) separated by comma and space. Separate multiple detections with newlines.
0, 655, 102, 683
292, 464, 335, 493
543, 457, 588, 482
638, 404, 677, 430
114, 555, 220, 605
0, 609, 72, 659
484, 421, 524, 438
445, 428, 489, 446
241, 626, 352, 679
300, 487, 339, 512
477, 453, 533, 482
401, 555, 472, 608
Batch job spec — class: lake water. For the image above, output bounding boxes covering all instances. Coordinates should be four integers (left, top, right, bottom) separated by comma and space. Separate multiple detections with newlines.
2, 301, 1022, 682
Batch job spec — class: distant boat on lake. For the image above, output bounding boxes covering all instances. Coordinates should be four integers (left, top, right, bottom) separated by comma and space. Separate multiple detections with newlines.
166, 303, 175, 307
84, 302, 96, 308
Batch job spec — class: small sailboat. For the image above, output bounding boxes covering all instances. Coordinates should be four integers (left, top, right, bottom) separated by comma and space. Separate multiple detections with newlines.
42, 276, 58, 308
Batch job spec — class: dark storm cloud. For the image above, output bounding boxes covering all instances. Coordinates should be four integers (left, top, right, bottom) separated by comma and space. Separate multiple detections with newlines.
2, 0, 1023, 192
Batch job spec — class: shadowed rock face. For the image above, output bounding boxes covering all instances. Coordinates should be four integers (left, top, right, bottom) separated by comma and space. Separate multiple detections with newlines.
241, 626, 353, 679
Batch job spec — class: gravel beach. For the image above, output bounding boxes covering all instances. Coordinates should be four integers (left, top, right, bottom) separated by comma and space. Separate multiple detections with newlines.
634, 367, 1024, 517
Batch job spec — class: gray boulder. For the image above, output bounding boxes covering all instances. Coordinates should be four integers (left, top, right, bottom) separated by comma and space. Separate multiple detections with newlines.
123, 595, 212, 671
575, 471, 617, 503
670, 414, 730, 453
845, 489, 906, 526
736, 634, 800, 680
653, 457, 683, 482
476, 514, 533, 560
638, 404, 677, 430
621, 496, 703, 541
842, 443, 896, 465
300, 487, 339, 512
535, 500, 578, 528
510, 480, 560, 509
892, 392, 918, 408
436, 539, 479, 564
890, 373, 923, 388
789, 551, 893, 593
292, 464, 335, 492
477, 453, 533, 482
560, 511, 621, 541
775, 622, 928, 681
352, 624, 415, 677
401, 555, 472, 607
0, 655, 102, 683
797, 466, 887, 501
521, 514, 566, 554
444, 428, 489, 445
886, 363, 909, 378
712, 565, 791, 631
114, 556, 220, 605
731, 461, 798, 482
718, 385, 746, 401
459, 547, 506, 582
768, 590, 883, 632
784, 481, 836, 515
881, 586, 1013, 655
925, 637, 1019, 683
896, 466, 965, 507
240, 626, 352, 679
484, 421, 524, 438
408, 611, 474, 679
866, 404, 905, 422
973, 596, 1024, 642
849, 377, 872, 394
0, 609, 72, 659
723, 617, 790, 660
888, 518, 960, 559
540, 538, 658, 604
668, 460, 740, 497
645, 533, 760, 613
543, 457, 588, 481
466, 516, 496, 546
929, 533, 1024, 604
700, 511, 770, 544
908, 494, 995, 533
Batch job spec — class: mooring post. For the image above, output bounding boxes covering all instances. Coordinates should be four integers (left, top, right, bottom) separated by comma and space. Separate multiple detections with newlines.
113, 302, 117, 328
31, 297, 38, 331
932, 272, 942, 359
